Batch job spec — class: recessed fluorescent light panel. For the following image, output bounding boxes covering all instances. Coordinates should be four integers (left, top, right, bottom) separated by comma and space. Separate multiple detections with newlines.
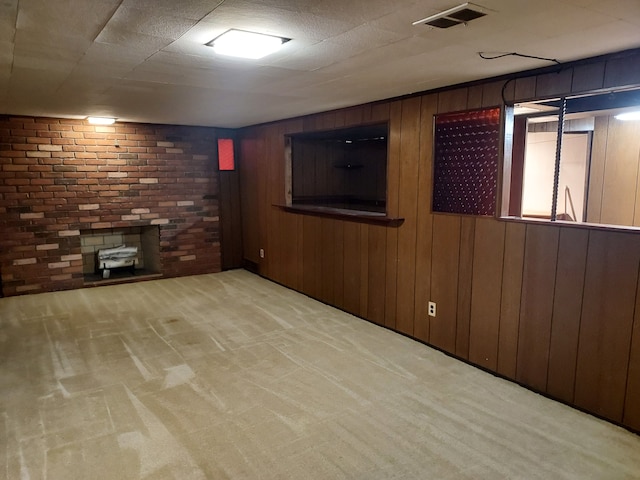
413, 2, 488, 28
206, 29, 290, 59
87, 117, 115, 125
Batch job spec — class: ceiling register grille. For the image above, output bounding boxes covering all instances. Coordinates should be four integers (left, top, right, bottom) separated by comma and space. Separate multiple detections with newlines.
413, 2, 488, 28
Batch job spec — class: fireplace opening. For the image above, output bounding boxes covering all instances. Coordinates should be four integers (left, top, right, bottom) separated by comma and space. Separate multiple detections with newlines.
81, 226, 161, 285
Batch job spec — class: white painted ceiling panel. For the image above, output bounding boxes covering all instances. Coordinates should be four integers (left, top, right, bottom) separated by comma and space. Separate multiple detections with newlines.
1, 0, 639, 127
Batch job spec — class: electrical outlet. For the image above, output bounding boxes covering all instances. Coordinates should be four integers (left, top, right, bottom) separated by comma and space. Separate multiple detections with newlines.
428, 301, 436, 317
259, 248, 265, 259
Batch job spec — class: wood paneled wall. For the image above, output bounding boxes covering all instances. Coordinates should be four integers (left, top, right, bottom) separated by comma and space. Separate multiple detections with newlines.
587, 115, 640, 226
238, 49, 640, 432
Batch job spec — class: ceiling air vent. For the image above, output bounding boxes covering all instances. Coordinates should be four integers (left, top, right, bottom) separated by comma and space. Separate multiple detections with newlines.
413, 2, 488, 28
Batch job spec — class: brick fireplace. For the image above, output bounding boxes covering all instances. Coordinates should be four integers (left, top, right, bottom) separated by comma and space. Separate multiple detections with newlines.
0, 116, 223, 296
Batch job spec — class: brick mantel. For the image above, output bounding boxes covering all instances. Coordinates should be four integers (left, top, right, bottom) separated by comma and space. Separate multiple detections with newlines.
0, 116, 222, 296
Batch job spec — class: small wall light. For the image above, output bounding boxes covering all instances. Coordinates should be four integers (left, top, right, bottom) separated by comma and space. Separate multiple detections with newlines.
87, 117, 116, 125
206, 29, 289, 59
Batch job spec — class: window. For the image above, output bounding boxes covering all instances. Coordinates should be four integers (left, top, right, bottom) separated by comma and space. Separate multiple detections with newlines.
286, 123, 388, 214
505, 87, 640, 227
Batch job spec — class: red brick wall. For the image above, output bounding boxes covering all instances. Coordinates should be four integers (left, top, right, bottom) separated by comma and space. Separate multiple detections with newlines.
0, 116, 222, 296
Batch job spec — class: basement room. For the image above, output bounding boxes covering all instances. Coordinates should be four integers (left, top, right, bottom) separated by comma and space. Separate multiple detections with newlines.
1, 0, 640, 478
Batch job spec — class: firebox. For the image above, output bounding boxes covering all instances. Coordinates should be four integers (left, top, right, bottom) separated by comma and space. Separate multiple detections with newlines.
80, 226, 161, 283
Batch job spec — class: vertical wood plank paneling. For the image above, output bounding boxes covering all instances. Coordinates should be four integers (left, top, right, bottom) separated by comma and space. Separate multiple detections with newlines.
367, 225, 387, 326
384, 101, 403, 329
508, 116, 526, 216
371, 102, 391, 123
455, 216, 476, 360
269, 207, 284, 283
502, 79, 516, 104
468, 218, 506, 370
359, 225, 369, 318
239, 135, 261, 265
624, 287, 640, 431
302, 215, 322, 300
535, 70, 573, 98
430, 214, 461, 353
513, 77, 536, 102
629, 122, 640, 226
256, 128, 271, 277
276, 118, 304, 286
332, 220, 345, 310
437, 89, 468, 113
343, 221, 361, 316
603, 51, 640, 88
497, 222, 526, 377
344, 105, 364, 126
572, 62, 605, 93
318, 111, 337, 130
265, 124, 285, 280
600, 118, 640, 226
467, 85, 483, 109
546, 227, 588, 403
320, 217, 336, 305
516, 224, 560, 392
277, 211, 298, 287
219, 170, 233, 269
413, 94, 437, 342
481, 81, 506, 107
574, 230, 640, 422
585, 116, 609, 223
293, 212, 304, 291
360, 103, 373, 122
396, 97, 422, 336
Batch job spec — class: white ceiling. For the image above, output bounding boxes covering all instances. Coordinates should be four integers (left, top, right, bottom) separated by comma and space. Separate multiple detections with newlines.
1, 0, 639, 128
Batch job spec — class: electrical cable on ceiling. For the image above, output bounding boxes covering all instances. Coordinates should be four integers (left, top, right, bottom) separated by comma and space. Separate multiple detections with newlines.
478, 52, 561, 65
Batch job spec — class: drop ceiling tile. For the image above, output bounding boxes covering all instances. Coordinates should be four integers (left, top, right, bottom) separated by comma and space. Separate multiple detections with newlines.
16, 0, 120, 39
0, 41, 13, 65
518, 3, 620, 39
95, 27, 174, 53
143, 50, 249, 73
221, 0, 333, 15
584, 0, 640, 24
559, 0, 600, 6
198, 2, 355, 42
527, 20, 640, 62
310, 0, 411, 23
327, 24, 408, 51
461, 27, 551, 58
0, 1, 17, 43
80, 43, 151, 68
8, 67, 68, 95
264, 40, 360, 72
107, 5, 198, 40
314, 35, 443, 79
119, 0, 228, 20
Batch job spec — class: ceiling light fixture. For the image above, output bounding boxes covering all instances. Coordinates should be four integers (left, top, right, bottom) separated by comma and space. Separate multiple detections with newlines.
413, 2, 488, 28
206, 29, 290, 59
615, 111, 640, 121
87, 117, 116, 125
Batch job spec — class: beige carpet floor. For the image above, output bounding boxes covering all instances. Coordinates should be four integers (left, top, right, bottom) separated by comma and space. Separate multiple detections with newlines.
1, 269, 639, 479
